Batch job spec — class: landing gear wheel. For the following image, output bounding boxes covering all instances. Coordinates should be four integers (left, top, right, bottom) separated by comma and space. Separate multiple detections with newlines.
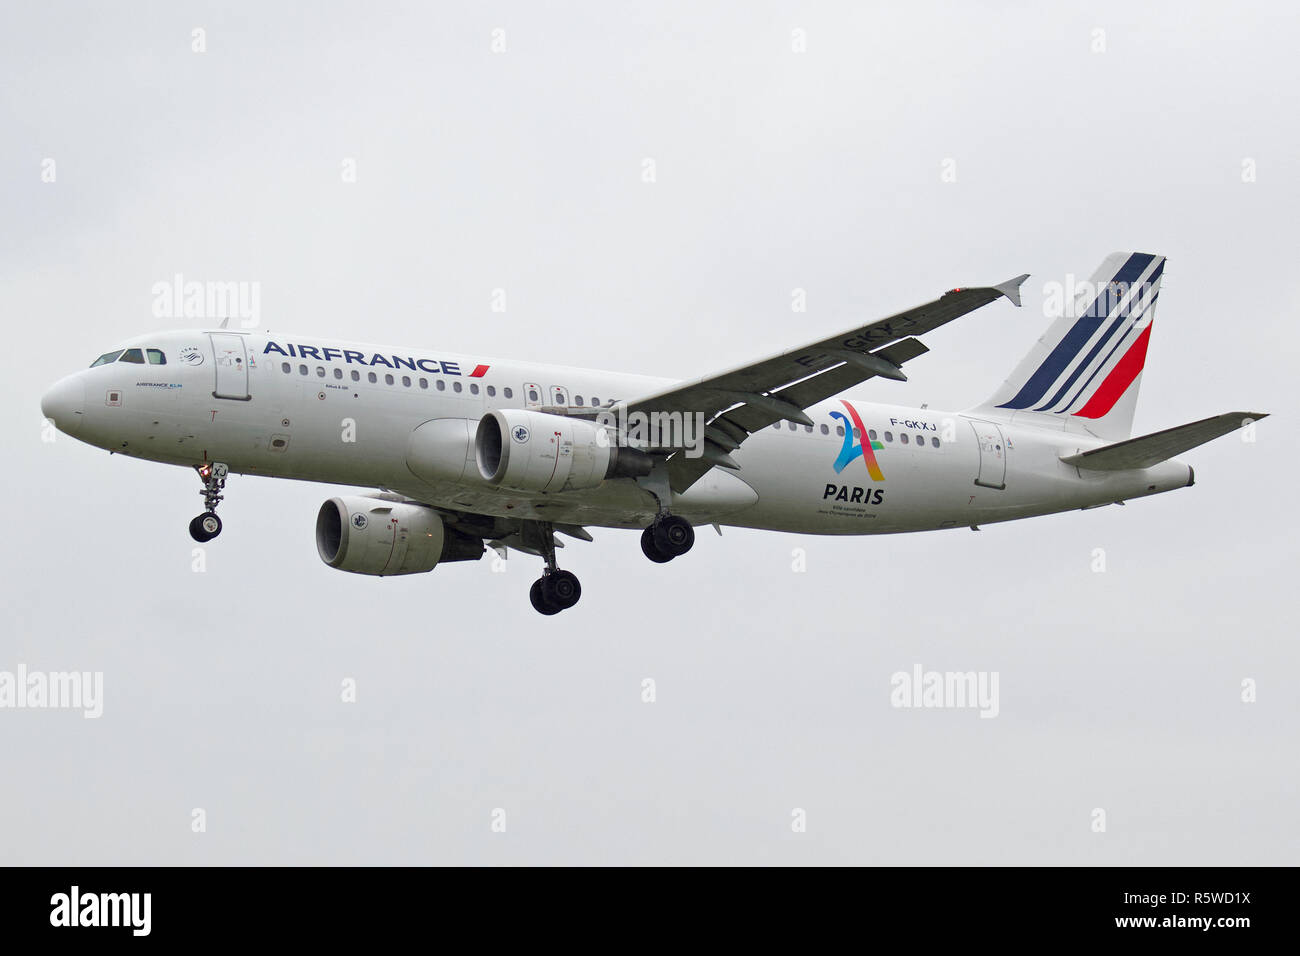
542, 570, 581, 610
530, 579, 561, 615
189, 512, 222, 542
524, 521, 581, 615
641, 526, 674, 563
652, 515, 695, 558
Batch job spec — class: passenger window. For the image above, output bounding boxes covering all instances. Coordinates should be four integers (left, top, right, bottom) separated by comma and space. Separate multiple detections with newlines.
868, 429, 878, 442
931, 437, 940, 448
788, 421, 797, 431
419, 378, 428, 389
368, 372, 377, 383
384, 374, 394, 385
836, 425, 844, 437
299, 365, 308, 375
436, 380, 446, 391
351, 370, 360, 381
915, 434, 924, 445
146, 349, 167, 365
804, 425, 812, 433
281, 362, 290, 374
575, 395, 584, 406
528, 388, 539, 402
820, 424, 829, 435
120, 348, 145, 364
852, 428, 860, 439
453, 381, 463, 393
90, 350, 124, 367
504, 387, 513, 399
486, 385, 496, 397
773, 423, 780, 431
317, 367, 325, 377
334, 368, 343, 379
900, 433, 909, 444
591, 397, 600, 406
884, 431, 894, 442
402, 375, 411, 387
470, 383, 479, 395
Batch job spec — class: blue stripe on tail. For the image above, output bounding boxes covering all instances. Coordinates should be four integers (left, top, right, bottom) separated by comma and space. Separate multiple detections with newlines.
996, 253, 1155, 410
1031, 258, 1164, 412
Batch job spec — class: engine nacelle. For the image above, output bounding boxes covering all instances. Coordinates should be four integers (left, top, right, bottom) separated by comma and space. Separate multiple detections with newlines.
474, 409, 652, 493
316, 496, 483, 576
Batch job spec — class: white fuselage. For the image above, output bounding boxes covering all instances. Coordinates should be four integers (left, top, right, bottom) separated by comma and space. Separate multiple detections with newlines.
45, 329, 1194, 534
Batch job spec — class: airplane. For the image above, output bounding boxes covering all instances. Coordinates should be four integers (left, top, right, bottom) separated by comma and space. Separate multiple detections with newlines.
40, 252, 1266, 614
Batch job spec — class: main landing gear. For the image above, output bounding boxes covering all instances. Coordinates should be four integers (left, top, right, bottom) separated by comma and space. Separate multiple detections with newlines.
189, 462, 228, 543
527, 521, 582, 616
640, 514, 695, 563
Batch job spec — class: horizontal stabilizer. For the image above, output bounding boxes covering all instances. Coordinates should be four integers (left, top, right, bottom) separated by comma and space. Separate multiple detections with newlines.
1061, 412, 1268, 471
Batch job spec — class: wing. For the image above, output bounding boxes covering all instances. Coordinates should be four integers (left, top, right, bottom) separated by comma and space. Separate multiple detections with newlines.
618, 274, 1029, 492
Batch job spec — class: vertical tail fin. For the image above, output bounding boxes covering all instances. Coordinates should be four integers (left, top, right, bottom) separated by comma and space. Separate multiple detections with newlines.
972, 251, 1166, 440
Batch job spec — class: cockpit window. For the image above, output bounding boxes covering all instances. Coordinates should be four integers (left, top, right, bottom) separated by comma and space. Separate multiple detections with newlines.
90, 350, 124, 367
146, 349, 167, 365
119, 348, 145, 364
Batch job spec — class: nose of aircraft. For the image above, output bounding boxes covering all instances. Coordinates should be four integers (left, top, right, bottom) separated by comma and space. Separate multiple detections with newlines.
41, 375, 85, 436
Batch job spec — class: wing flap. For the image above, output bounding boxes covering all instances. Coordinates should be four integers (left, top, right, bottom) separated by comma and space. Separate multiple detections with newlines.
665, 338, 933, 492
722, 337, 929, 434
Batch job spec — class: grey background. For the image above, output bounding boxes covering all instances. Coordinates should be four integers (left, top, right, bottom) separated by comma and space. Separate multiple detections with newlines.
1, 1, 1295, 865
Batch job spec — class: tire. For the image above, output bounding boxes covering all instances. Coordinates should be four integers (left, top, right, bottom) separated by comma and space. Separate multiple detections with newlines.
530, 579, 561, 615
542, 570, 581, 610
641, 527, 674, 563
652, 516, 694, 557
189, 514, 216, 543
199, 513, 222, 539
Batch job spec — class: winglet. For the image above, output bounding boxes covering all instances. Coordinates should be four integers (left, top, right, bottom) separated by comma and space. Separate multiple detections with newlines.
991, 273, 1030, 308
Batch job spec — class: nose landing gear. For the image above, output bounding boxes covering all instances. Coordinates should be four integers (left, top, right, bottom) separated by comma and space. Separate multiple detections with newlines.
189, 462, 228, 543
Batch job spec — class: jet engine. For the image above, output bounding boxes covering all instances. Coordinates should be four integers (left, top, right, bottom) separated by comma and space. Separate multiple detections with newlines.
315, 496, 483, 576
474, 409, 652, 493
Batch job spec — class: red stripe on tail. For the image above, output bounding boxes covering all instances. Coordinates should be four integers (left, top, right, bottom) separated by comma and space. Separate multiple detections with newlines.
1074, 324, 1153, 419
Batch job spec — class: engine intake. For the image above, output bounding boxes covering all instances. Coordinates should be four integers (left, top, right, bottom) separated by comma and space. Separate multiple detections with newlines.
316, 496, 483, 576
475, 409, 652, 493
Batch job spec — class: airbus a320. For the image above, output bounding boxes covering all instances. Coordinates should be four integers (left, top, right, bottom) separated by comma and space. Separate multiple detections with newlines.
41, 252, 1266, 614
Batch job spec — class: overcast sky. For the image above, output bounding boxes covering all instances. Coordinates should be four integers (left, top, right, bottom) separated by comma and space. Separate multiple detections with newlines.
2, 1, 1296, 865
